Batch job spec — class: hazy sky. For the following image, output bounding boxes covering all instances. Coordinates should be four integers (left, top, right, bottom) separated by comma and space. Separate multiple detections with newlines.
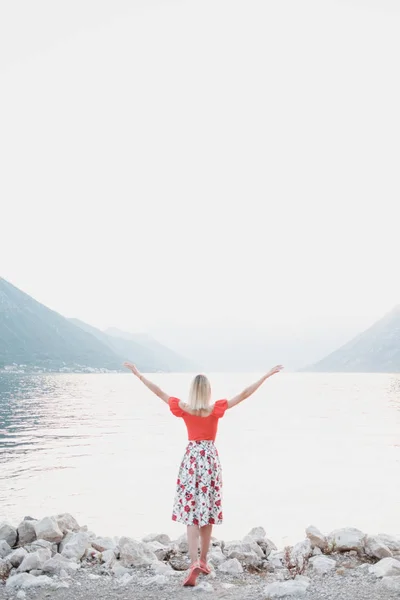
1, 0, 399, 340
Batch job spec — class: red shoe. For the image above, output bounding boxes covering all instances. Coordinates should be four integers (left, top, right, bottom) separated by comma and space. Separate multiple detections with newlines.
199, 559, 211, 575
182, 562, 202, 587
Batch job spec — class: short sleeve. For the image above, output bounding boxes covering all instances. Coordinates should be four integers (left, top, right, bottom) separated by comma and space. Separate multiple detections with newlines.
213, 399, 228, 418
169, 397, 185, 418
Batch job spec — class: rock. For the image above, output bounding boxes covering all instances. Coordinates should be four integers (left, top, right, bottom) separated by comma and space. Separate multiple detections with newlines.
25, 539, 55, 555
376, 534, 400, 553
169, 554, 190, 571
193, 581, 213, 592
34, 517, 63, 544
143, 574, 169, 586
218, 558, 243, 575
6, 573, 55, 590
306, 525, 328, 551
176, 534, 189, 553
309, 555, 336, 574
30, 569, 43, 576
151, 561, 173, 575
16, 591, 26, 600
100, 548, 116, 568
55, 513, 80, 534
312, 547, 322, 556
8, 548, 28, 568
59, 531, 74, 553
369, 557, 400, 578
380, 576, 400, 592
88, 573, 101, 580
244, 527, 277, 557
0, 540, 12, 558
224, 540, 264, 566
91, 537, 115, 553
17, 548, 52, 573
221, 583, 236, 590
208, 546, 226, 565
0, 558, 12, 580
327, 528, 365, 553
268, 551, 285, 569
365, 535, 393, 559
42, 554, 79, 575
61, 531, 91, 561
118, 536, 158, 567
142, 533, 171, 546
112, 564, 131, 578
145, 540, 169, 561
17, 519, 37, 546
264, 577, 310, 598
0, 522, 18, 547
289, 539, 312, 570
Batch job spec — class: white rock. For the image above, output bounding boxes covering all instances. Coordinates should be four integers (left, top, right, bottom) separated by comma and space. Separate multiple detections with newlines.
25, 539, 55, 555
17, 519, 37, 546
61, 531, 91, 561
100, 548, 116, 568
8, 548, 28, 568
376, 534, 400, 552
218, 558, 243, 575
16, 591, 26, 600
176, 534, 188, 553
30, 569, 43, 576
268, 551, 285, 569
0, 540, 12, 558
55, 513, 80, 534
290, 539, 312, 568
17, 548, 52, 573
369, 557, 400, 578
327, 528, 365, 552
380, 576, 400, 592
312, 547, 322, 556
6, 573, 55, 590
88, 573, 101, 580
143, 574, 169, 586
221, 583, 236, 589
112, 564, 131, 578
117, 573, 133, 586
118, 536, 157, 567
208, 546, 226, 565
309, 555, 336, 574
306, 525, 328, 551
34, 517, 63, 544
224, 540, 263, 566
264, 578, 310, 598
365, 535, 393, 559
92, 537, 116, 552
193, 581, 213, 592
42, 554, 79, 575
246, 526, 267, 544
0, 522, 18, 547
151, 560, 173, 575
142, 533, 171, 545
59, 531, 74, 553
145, 540, 169, 560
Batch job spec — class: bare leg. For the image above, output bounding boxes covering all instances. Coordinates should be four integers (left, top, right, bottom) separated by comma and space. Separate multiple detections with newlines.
187, 525, 200, 565
199, 524, 213, 563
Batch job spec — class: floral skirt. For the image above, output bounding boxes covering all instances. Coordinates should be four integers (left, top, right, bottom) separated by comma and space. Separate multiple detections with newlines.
172, 440, 223, 527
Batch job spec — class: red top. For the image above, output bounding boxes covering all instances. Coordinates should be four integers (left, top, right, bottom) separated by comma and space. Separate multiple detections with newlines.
169, 397, 228, 441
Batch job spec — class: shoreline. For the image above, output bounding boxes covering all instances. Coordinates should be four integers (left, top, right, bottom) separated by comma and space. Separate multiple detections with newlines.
1, 514, 400, 599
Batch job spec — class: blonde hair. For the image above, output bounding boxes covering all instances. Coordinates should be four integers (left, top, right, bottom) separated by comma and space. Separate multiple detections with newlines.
188, 374, 211, 412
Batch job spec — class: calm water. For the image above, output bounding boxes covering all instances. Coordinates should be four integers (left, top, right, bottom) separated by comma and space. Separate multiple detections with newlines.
1, 372, 399, 547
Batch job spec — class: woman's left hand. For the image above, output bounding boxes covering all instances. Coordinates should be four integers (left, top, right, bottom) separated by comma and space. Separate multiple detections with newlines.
124, 362, 141, 377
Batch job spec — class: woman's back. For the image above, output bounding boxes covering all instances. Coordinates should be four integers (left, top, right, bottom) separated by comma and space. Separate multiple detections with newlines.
169, 397, 228, 441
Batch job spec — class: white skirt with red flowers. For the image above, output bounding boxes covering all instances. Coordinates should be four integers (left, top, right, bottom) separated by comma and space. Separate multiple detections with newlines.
172, 440, 223, 527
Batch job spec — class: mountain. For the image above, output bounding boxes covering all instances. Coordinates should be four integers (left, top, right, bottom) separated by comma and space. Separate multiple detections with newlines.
303, 306, 400, 373
70, 321, 194, 372
0, 277, 122, 371
105, 327, 195, 372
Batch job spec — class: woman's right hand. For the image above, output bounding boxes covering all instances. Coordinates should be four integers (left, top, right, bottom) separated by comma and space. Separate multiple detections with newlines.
123, 362, 141, 378
267, 365, 284, 377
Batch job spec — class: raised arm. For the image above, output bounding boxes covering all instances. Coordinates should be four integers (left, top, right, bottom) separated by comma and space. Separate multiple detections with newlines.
227, 365, 283, 409
124, 362, 170, 404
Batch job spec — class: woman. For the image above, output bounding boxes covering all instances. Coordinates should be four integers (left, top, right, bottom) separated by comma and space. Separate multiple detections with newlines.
124, 362, 283, 586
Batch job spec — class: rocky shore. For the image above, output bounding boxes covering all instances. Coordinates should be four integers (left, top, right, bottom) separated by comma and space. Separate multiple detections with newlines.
1, 515, 400, 599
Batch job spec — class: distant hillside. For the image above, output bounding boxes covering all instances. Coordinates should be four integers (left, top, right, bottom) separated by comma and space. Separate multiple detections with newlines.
70, 320, 193, 372
105, 327, 195, 372
303, 306, 400, 373
0, 277, 122, 371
